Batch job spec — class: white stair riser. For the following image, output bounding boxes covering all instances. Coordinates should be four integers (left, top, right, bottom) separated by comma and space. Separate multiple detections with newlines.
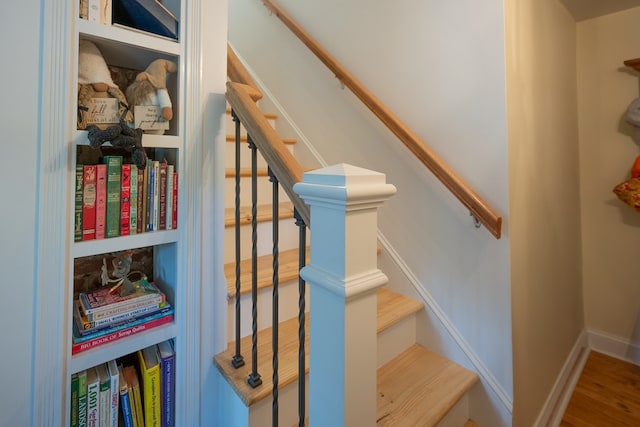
224, 218, 301, 263
248, 374, 309, 427
225, 176, 292, 207
227, 280, 309, 339
225, 111, 276, 132
377, 314, 418, 368
224, 140, 295, 170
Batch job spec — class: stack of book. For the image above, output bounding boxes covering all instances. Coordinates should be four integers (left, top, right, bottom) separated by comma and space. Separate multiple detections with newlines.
75, 156, 178, 242
72, 278, 173, 355
70, 340, 175, 427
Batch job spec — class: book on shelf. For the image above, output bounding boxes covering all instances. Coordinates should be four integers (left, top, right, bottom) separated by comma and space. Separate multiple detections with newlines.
78, 278, 165, 322
78, 369, 88, 427
72, 308, 174, 355
118, 364, 134, 427
158, 160, 167, 230
75, 165, 84, 242
107, 359, 120, 427
130, 165, 138, 235
86, 367, 100, 427
125, 365, 144, 427
137, 166, 145, 234
153, 160, 160, 231
138, 345, 162, 427
113, 0, 179, 41
103, 155, 122, 238
157, 340, 175, 427
146, 163, 154, 231
165, 164, 173, 230
95, 163, 107, 240
82, 165, 97, 241
71, 372, 80, 427
97, 363, 111, 427
121, 163, 131, 236
171, 172, 177, 229
73, 297, 169, 333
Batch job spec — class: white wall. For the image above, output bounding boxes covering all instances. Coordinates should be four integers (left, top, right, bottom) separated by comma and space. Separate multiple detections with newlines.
0, 1, 40, 426
229, 0, 512, 411
505, 0, 585, 426
577, 7, 640, 360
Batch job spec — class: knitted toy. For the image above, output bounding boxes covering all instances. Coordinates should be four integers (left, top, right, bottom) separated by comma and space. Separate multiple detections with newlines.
77, 39, 133, 129
86, 119, 147, 169
125, 58, 178, 134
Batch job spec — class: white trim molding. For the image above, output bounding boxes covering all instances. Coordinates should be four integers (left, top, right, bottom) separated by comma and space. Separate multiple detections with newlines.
588, 328, 640, 366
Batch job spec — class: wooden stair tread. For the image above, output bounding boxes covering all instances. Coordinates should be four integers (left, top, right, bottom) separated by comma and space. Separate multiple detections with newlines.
213, 314, 310, 406
226, 134, 297, 145
225, 167, 269, 178
226, 106, 277, 120
224, 202, 295, 228
224, 246, 308, 298
215, 289, 425, 408
376, 344, 478, 426
376, 288, 423, 333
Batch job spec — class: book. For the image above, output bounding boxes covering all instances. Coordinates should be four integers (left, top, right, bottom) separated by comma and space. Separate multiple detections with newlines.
137, 165, 145, 233
78, 370, 88, 427
158, 160, 167, 230
73, 297, 169, 332
107, 359, 119, 427
113, 0, 179, 40
72, 310, 174, 355
96, 363, 111, 427
125, 365, 144, 427
121, 163, 131, 236
102, 155, 122, 238
82, 165, 97, 241
146, 162, 154, 231
130, 165, 138, 234
171, 172, 177, 229
165, 164, 173, 230
118, 364, 134, 427
78, 278, 165, 321
86, 367, 100, 427
75, 164, 84, 242
138, 345, 161, 426
157, 340, 175, 427
71, 372, 79, 427
153, 160, 160, 230
95, 164, 107, 239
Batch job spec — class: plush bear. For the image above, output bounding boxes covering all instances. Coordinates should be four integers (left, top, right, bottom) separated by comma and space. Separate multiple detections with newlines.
125, 58, 178, 134
77, 39, 133, 129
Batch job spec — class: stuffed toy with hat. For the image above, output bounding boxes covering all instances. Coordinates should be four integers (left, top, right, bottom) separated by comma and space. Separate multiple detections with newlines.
77, 39, 132, 129
125, 58, 178, 134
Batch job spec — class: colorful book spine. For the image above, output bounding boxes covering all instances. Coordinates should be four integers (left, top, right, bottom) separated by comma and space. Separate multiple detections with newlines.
146, 163, 155, 231
86, 367, 100, 427
95, 164, 107, 240
82, 165, 97, 241
97, 363, 111, 427
118, 364, 134, 427
157, 340, 175, 427
125, 365, 144, 427
153, 160, 160, 231
159, 161, 167, 230
78, 370, 88, 427
72, 313, 174, 355
137, 165, 145, 234
138, 345, 161, 427
107, 359, 119, 427
79, 282, 166, 322
130, 165, 138, 235
103, 155, 122, 238
71, 372, 79, 427
77, 297, 166, 327
165, 164, 174, 230
120, 163, 131, 236
75, 164, 84, 242
171, 172, 178, 229
73, 303, 173, 338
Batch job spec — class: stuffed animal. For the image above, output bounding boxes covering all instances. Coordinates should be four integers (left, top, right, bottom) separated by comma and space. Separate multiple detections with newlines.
125, 58, 178, 134
86, 119, 147, 169
77, 39, 132, 129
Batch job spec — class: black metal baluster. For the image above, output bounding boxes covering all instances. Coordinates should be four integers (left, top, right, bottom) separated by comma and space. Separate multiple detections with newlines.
269, 167, 280, 426
294, 209, 307, 427
231, 109, 245, 369
247, 134, 262, 388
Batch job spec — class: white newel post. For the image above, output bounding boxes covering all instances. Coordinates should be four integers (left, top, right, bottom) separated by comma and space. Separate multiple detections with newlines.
293, 164, 396, 426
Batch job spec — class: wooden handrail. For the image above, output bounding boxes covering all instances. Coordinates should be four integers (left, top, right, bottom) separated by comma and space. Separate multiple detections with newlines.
226, 81, 310, 226
260, 0, 502, 239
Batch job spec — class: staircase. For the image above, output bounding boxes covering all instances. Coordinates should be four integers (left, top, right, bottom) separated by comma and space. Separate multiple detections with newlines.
214, 103, 481, 426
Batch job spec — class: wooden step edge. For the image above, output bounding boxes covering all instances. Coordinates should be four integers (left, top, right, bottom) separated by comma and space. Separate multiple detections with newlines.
226, 134, 297, 145
465, 420, 480, 427
377, 344, 479, 426
225, 247, 308, 298
213, 314, 310, 407
224, 202, 295, 228
225, 167, 269, 178
226, 106, 277, 120
376, 288, 423, 334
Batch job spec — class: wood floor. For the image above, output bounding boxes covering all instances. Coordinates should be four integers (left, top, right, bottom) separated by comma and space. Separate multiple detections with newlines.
561, 351, 640, 426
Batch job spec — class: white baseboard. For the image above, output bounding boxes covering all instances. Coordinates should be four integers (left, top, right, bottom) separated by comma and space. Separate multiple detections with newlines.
534, 331, 589, 427
587, 328, 640, 366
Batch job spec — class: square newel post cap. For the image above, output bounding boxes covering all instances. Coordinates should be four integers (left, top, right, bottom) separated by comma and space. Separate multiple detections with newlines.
293, 163, 397, 209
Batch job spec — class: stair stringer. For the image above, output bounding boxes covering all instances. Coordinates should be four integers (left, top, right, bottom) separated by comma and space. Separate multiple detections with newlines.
233, 65, 513, 427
